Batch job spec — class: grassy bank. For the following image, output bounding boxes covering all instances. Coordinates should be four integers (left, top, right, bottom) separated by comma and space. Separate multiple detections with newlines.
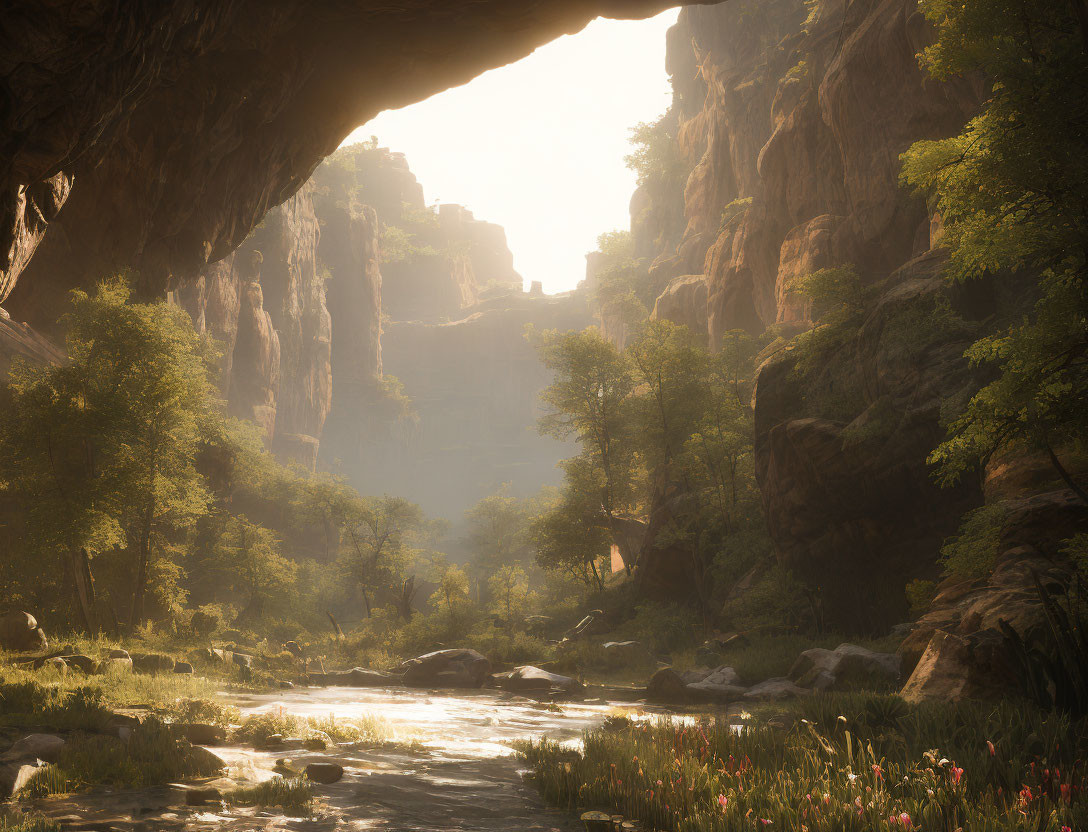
519, 694, 1087, 831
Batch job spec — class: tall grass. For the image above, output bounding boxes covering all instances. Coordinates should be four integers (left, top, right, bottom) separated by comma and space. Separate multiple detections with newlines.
19, 718, 223, 796
0, 814, 61, 832
230, 710, 399, 747
520, 695, 1088, 831
227, 777, 313, 815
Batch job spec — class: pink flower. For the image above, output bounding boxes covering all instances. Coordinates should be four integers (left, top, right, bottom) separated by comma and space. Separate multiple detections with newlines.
987, 740, 996, 757
951, 766, 964, 785
717, 793, 729, 811
897, 813, 913, 829
872, 764, 884, 781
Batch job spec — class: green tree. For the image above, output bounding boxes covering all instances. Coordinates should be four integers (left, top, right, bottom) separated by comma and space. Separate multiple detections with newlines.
203, 515, 297, 625
486, 565, 532, 627
900, 0, 1088, 501
536, 327, 637, 542
463, 486, 534, 579
432, 564, 471, 623
0, 277, 217, 629
340, 495, 424, 618
529, 477, 611, 592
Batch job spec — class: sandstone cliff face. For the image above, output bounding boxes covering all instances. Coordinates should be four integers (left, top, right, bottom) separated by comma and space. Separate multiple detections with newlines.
608, 0, 995, 629
2, 0, 698, 330
638, 0, 982, 342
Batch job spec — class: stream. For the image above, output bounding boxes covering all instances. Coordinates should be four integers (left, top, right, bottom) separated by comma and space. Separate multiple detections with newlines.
29, 686, 661, 832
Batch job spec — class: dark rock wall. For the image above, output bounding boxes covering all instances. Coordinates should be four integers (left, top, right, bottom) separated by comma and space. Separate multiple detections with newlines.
1, 0, 703, 328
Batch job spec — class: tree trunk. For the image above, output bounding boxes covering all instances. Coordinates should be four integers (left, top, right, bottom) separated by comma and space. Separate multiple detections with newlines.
1047, 442, 1088, 505
68, 548, 99, 634
129, 501, 154, 629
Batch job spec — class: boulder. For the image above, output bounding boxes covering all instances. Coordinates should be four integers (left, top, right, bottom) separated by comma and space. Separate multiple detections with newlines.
283, 641, 304, 658
743, 677, 808, 701
131, 652, 176, 674
789, 644, 901, 691
60, 654, 96, 674
0, 611, 48, 652
2, 734, 65, 764
305, 761, 344, 784
178, 724, 226, 746
95, 656, 132, 674
645, 668, 688, 703
397, 649, 492, 689
173, 661, 195, 675
496, 666, 583, 693
900, 629, 1015, 703
39, 656, 67, 675
0, 762, 41, 798
232, 652, 254, 669
601, 641, 654, 667
185, 787, 223, 806
680, 667, 712, 685
687, 666, 746, 701
108, 648, 130, 660
309, 667, 401, 687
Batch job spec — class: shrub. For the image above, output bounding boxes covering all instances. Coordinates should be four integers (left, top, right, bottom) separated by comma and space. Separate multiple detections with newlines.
905, 579, 938, 618
940, 503, 1008, 578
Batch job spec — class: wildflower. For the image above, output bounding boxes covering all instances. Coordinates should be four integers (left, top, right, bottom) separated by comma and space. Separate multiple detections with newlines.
950, 766, 963, 785
898, 813, 913, 829
657, 780, 663, 786
848, 773, 858, 782
872, 764, 884, 781
926, 789, 934, 798
717, 793, 728, 811
986, 740, 996, 757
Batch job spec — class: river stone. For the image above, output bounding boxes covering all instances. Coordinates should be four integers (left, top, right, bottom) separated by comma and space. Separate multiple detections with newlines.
789, 643, 901, 691
0, 611, 48, 653
178, 724, 225, 746
305, 761, 344, 784
185, 787, 223, 806
398, 648, 492, 689
0, 761, 42, 798
498, 666, 583, 693
687, 666, 746, 701
645, 668, 688, 703
580, 810, 613, 831
310, 667, 401, 687
2, 734, 65, 763
743, 677, 808, 701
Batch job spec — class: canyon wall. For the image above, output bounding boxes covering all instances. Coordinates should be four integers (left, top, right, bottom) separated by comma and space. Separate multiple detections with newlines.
619, 0, 996, 629
311, 145, 590, 518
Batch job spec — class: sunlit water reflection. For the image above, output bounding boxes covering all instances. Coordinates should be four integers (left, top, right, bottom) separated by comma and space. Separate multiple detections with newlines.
31, 685, 684, 832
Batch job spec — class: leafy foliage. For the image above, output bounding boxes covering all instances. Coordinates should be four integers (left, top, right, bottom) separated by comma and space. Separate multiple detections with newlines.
900, 0, 1088, 501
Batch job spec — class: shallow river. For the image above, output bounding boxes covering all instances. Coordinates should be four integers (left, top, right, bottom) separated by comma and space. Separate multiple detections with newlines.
33, 686, 654, 832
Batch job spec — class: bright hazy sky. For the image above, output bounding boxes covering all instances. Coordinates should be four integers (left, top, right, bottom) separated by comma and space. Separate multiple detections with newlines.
341, 8, 680, 294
